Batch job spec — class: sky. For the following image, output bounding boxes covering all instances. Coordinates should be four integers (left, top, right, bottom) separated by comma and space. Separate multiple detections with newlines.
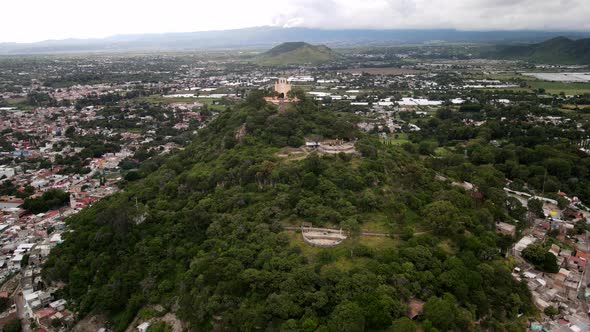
2, 0, 589, 43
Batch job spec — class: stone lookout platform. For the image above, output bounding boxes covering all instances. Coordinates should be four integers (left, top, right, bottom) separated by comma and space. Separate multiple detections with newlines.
305, 139, 356, 154
301, 223, 347, 247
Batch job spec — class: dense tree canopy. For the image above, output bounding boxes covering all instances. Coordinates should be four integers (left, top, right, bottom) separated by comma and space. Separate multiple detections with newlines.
23, 189, 70, 214
522, 243, 559, 273
43, 94, 533, 331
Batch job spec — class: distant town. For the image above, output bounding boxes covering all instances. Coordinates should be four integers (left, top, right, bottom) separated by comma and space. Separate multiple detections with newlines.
0, 38, 590, 331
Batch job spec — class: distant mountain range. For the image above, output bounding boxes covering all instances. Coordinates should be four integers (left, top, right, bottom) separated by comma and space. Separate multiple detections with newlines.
2, 27, 590, 54
255, 42, 340, 65
491, 37, 590, 64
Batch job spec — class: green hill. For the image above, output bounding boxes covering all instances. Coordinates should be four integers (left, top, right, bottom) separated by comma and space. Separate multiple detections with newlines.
42, 93, 533, 331
492, 36, 590, 64
256, 42, 340, 65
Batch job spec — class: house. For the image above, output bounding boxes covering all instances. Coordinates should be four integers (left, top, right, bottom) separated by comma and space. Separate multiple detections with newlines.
515, 235, 536, 253
549, 244, 560, 257
305, 141, 320, 148
495, 222, 516, 237
34, 307, 56, 326
568, 251, 588, 271
137, 322, 151, 332
562, 207, 581, 220
560, 249, 572, 258
49, 299, 67, 311
451, 181, 474, 191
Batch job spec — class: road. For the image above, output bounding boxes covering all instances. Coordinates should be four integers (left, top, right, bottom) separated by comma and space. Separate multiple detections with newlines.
15, 288, 32, 332
577, 231, 590, 314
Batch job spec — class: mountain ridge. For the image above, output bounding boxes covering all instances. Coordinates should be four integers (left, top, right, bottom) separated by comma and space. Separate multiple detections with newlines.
491, 36, 590, 64
2, 27, 590, 54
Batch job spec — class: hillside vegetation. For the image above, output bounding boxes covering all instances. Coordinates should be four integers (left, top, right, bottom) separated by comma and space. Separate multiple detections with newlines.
256, 42, 340, 65
43, 93, 533, 331
492, 37, 590, 64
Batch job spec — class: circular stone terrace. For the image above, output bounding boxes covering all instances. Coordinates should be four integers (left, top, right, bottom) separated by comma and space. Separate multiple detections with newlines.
301, 223, 347, 247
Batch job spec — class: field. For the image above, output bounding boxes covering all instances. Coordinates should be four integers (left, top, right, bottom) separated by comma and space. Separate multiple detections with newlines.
526, 80, 590, 95
471, 72, 590, 95
561, 104, 590, 113
434, 147, 453, 157
340, 67, 423, 75
283, 231, 398, 268
478, 81, 590, 95
481, 73, 528, 80
380, 133, 410, 145
3, 97, 34, 111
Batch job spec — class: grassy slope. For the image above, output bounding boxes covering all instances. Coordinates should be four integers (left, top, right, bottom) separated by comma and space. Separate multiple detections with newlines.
256, 43, 340, 65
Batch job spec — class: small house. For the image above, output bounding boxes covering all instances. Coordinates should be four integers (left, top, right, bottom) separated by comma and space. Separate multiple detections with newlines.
495, 222, 516, 237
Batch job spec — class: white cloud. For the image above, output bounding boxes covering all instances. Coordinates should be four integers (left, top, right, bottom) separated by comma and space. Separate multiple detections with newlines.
1, 0, 589, 43
272, 0, 590, 31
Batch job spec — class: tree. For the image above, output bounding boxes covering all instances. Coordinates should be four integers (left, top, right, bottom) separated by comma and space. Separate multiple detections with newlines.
65, 126, 76, 137
521, 243, 546, 263
522, 243, 559, 273
527, 198, 545, 218
125, 171, 141, 182
470, 145, 495, 165
51, 318, 62, 328
20, 254, 30, 267
506, 196, 527, 221
423, 200, 462, 235
3, 318, 22, 332
245, 90, 267, 110
341, 217, 361, 237
419, 141, 437, 155
391, 317, 417, 332
544, 306, 559, 318
327, 301, 365, 332
423, 294, 458, 331
22, 189, 70, 214
545, 159, 572, 179
0, 297, 10, 312
119, 158, 140, 170
557, 196, 569, 210
356, 294, 394, 329
147, 321, 172, 332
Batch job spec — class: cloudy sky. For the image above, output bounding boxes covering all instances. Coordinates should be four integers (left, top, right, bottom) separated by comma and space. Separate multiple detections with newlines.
2, 0, 589, 43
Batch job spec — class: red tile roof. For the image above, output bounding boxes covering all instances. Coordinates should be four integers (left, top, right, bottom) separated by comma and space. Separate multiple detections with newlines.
35, 308, 56, 319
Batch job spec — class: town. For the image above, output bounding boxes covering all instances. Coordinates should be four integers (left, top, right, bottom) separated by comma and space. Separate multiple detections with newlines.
0, 42, 590, 331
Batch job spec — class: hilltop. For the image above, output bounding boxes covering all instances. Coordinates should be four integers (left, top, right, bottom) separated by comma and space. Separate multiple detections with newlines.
42, 93, 532, 331
256, 42, 340, 65
492, 36, 590, 64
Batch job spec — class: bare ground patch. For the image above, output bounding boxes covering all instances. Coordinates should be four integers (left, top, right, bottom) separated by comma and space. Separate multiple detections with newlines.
72, 313, 108, 332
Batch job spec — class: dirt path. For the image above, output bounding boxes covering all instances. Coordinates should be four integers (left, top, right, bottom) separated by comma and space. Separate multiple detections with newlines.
15, 290, 32, 332
124, 306, 186, 332
1, 273, 20, 296
72, 313, 108, 332
160, 312, 185, 332
283, 226, 431, 238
